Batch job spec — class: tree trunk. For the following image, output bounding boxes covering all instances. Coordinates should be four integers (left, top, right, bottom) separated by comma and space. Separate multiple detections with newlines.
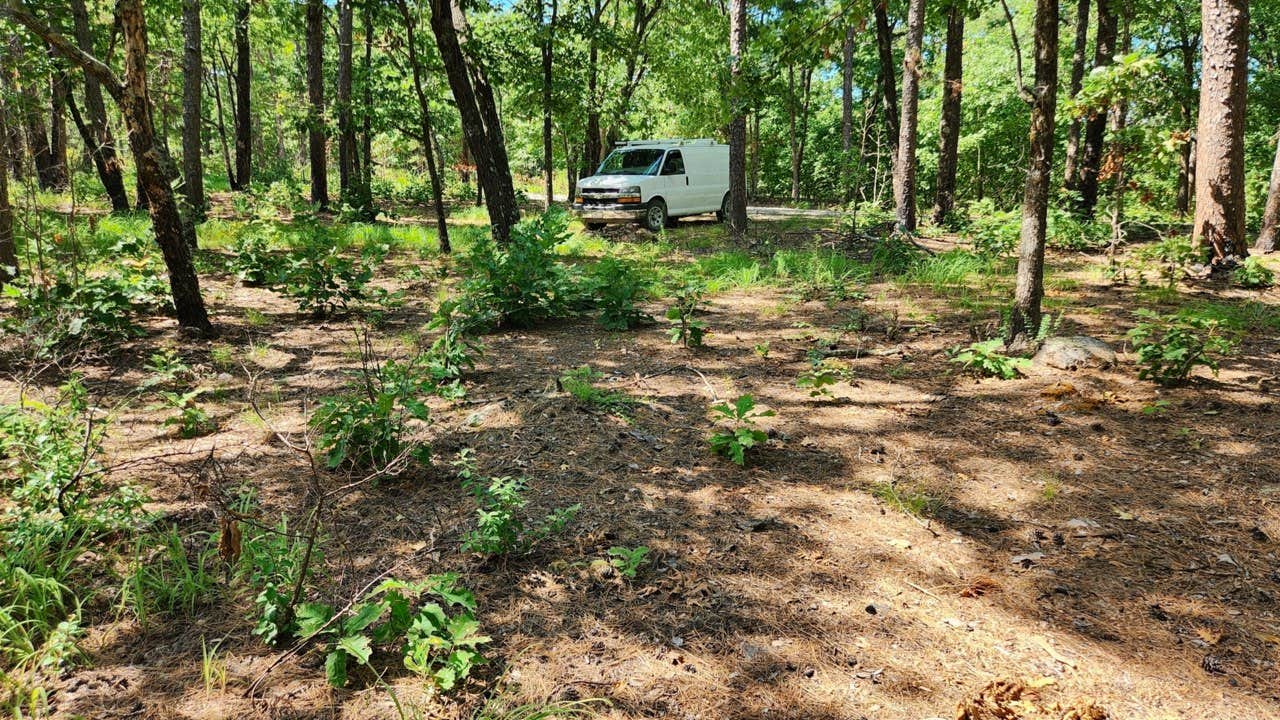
428, 0, 520, 242
1256, 129, 1280, 253
68, 0, 128, 211
874, 0, 899, 166
931, 1, 964, 225
0, 100, 15, 287
1076, 0, 1116, 217
541, 0, 557, 210
396, 0, 450, 253
11, 37, 57, 191
841, 25, 854, 203
181, 0, 205, 218
892, 0, 925, 233
305, 0, 328, 209
563, 134, 577, 205
1192, 0, 1248, 263
1008, 0, 1059, 345
1175, 28, 1198, 217
338, 0, 356, 202
1062, 0, 1090, 192
1106, 9, 1131, 249
49, 62, 70, 190
581, 2, 603, 180
360, 0, 374, 201
727, 0, 748, 240
232, 0, 251, 190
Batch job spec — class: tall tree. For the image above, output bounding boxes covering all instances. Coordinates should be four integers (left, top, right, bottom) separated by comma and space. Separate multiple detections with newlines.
841, 24, 855, 202
305, 0, 328, 208
873, 0, 899, 162
0, 95, 15, 287
1192, 0, 1248, 263
931, 0, 964, 225
11, 38, 58, 190
49, 61, 70, 190
232, 0, 251, 189
5, 0, 212, 331
1062, 0, 1090, 192
428, 0, 520, 242
1076, 0, 1117, 217
181, 0, 205, 217
1257, 129, 1280, 253
395, 0, 450, 252
541, 0, 557, 210
1006, 0, 1059, 344
338, 0, 357, 204
786, 65, 813, 203
1173, 12, 1199, 217
892, 0, 925, 232
579, 0, 609, 180
68, 0, 128, 211
727, 0, 749, 241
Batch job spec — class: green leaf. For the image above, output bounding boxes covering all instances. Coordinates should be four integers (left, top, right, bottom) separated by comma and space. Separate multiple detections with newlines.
295, 602, 335, 638
342, 601, 386, 635
325, 649, 348, 687
336, 634, 373, 666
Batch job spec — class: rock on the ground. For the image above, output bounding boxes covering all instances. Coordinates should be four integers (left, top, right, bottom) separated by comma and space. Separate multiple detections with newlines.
1034, 336, 1116, 370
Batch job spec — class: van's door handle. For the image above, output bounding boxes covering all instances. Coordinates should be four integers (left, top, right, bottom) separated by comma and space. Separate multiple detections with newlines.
685, 177, 689, 185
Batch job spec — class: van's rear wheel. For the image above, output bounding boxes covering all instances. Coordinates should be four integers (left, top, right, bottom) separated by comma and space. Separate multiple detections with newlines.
643, 200, 667, 233
585, 222, 606, 231
717, 193, 730, 222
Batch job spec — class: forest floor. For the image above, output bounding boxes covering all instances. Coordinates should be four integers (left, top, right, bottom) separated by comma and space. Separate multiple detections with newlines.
8, 205, 1280, 720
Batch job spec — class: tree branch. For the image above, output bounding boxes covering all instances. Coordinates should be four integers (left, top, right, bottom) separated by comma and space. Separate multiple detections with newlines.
999, 0, 1035, 103
2, 0, 124, 100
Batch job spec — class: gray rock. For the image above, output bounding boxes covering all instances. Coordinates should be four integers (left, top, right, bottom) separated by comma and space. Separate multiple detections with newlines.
1034, 336, 1116, 370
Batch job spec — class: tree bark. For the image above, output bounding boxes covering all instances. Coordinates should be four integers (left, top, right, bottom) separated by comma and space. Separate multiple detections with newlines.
1257, 129, 1280, 253
1175, 26, 1198, 217
841, 24, 854, 203
1062, 0, 1090, 193
1076, 0, 1116, 217
580, 0, 607, 180
541, 0, 557, 210
49, 61, 70, 190
727, 0, 748, 240
786, 66, 812, 203
427, 0, 520, 243
931, 1, 964, 225
232, 0, 251, 190
0, 98, 15, 287
892, 0, 925, 233
1192, 0, 1248, 263
360, 0, 373, 201
873, 0, 899, 165
181, 0, 205, 218
1008, 0, 1059, 345
68, 0, 128, 211
396, 0, 450, 253
338, 0, 356, 202
305, 0, 328, 208
11, 37, 58, 190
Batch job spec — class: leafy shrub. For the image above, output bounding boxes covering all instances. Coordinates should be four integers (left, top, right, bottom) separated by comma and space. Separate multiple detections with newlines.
455, 451, 580, 556
312, 353, 434, 470
708, 395, 774, 466
948, 339, 1030, 379
666, 282, 708, 347
590, 257, 651, 330
238, 513, 317, 646
1232, 257, 1274, 288
280, 229, 389, 318
1127, 309, 1234, 386
606, 546, 650, 580
797, 357, 852, 398
1136, 236, 1196, 290
962, 199, 1019, 258
1047, 207, 1110, 251
1, 268, 164, 359
455, 209, 585, 329
229, 221, 286, 286
424, 299, 485, 398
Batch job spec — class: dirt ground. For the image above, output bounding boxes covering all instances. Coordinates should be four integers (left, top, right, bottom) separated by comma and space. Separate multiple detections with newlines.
11, 217, 1280, 720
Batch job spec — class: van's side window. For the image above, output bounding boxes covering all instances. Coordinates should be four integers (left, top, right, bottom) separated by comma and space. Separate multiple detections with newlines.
661, 150, 685, 176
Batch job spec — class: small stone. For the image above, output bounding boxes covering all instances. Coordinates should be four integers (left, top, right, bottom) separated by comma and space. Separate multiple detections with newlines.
1034, 336, 1117, 370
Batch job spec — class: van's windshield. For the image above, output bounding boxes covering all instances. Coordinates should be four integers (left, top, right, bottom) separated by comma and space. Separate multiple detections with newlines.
595, 148, 664, 176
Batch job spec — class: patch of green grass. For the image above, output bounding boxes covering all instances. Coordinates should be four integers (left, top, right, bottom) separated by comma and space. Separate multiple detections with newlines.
1176, 299, 1280, 335
871, 480, 943, 518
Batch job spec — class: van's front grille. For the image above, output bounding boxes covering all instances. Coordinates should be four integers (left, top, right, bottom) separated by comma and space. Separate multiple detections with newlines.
580, 188, 621, 206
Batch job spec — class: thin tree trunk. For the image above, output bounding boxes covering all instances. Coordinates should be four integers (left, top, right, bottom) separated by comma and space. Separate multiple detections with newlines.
563, 133, 577, 204
1008, 0, 1060, 345
728, 0, 748, 240
1106, 8, 1131, 250
305, 0, 328, 208
874, 0, 899, 164
1076, 0, 1116, 217
1175, 28, 1198, 217
396, 0, 450, 252
788, 65, 800, 202
1256, 129, 1280, 253
841, 25, 854, 203
207, 61, 235, 186
427, 0, 521, 242
360, 0, 374, 201
338, 0, 355, 202
931, 2, 964, 225
0, 98, 15, 286
1192, 0, 1249, 263
1062, 0, 1090, 192
581, 0, 605, 180
233, 0, 251, 189
182, 0, 205, 218
892, 0, 925, 233
49, 61, 70, 190
541, 0, 557, 210
12, 38, 57, 190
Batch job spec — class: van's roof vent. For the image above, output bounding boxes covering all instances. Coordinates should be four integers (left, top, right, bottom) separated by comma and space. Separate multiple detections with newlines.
616, 138, 720, 147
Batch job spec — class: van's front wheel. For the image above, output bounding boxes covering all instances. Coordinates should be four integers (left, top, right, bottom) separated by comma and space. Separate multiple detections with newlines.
717, 193, 730, 222
642, 200, 667, 233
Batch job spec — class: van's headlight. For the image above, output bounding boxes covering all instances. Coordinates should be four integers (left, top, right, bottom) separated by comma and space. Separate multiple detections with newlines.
618, 185, 642, 204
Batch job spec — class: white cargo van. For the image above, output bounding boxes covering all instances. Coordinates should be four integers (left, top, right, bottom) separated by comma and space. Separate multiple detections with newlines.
572, 139, 730, 232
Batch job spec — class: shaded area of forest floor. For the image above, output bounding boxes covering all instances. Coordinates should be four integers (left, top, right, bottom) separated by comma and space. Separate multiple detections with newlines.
11, 210, 1280, 719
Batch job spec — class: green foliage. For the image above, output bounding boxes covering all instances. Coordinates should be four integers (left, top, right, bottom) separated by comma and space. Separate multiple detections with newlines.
1047, 207, 1111, 251
280, 227, 390, 318
1232, 257, 1275, 288
559, 366, 634, 414
961, 199, 1019, 258
1136, 236, 1196, 290
229, 221, 287, 286
796, 357, 852, 398
424, 299, 486, 398
870, 236, 926, 276
665, 282, 708, 347
871, 481, 942, 518
708, 395, 774, 466
454, 451, 580, 556
237, 513, 317, 647
455, 209, 585, 329
1127, 310, 1235, 386
605, 546, 650, 580
156, 389, 216, 438
120, 529, 219, 625
312, 352, 434, 471
948, 339, 1030, 379
589, 257, 651, 330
